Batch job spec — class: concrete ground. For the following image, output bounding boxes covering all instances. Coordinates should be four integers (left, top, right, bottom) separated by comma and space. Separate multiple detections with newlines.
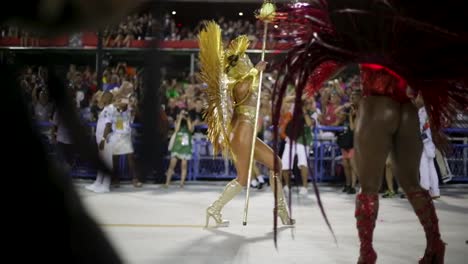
77, 181, 468, 264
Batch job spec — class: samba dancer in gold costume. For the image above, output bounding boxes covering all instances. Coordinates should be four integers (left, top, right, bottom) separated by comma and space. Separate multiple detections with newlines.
198, 22, 294, 227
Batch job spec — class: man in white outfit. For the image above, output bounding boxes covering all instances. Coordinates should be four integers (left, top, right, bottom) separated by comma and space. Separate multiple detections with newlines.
281, 101, 314, 195
413, 93, 440, 199
111, 97, 142, 187
86, 91, 116, 193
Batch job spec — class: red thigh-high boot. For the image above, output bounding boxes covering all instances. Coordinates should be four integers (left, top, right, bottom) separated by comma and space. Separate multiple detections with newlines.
407, 190, 445, 264
356, 193, 378, 264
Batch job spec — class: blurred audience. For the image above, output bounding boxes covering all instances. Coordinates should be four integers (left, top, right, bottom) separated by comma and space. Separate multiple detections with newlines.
2, 12, 259, 47
17, 59, 366, 188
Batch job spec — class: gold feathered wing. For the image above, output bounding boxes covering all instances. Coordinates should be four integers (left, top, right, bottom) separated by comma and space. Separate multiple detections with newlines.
198, 22, 234, 159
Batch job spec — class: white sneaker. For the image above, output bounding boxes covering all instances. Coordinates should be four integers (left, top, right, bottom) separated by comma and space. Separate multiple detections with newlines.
85, 182, 98, 192
86, 174, 104, 192
93, 184, 110, 193
251, 179, 259, 188
299, 187, 308, 195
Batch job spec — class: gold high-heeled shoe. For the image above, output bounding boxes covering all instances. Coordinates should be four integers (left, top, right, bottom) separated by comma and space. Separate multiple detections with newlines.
270, 171, 295, 226
205, 179, 242, 227
277, 199, 296, 225
205, 207, 230, 227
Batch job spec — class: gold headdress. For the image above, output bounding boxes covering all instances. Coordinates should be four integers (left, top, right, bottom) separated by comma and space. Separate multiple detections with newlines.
224, 36, 249, 71
224, 36, 256, 82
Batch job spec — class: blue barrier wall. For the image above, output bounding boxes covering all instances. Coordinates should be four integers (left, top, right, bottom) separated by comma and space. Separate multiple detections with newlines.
39, 123, 468, 182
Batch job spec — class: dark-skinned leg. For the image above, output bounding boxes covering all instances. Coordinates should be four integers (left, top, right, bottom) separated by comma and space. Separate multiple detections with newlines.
354, 96, 400, 264
392, 102, 445, 264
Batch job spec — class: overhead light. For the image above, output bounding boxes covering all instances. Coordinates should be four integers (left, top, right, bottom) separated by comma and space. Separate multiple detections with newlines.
274, 25, 278, 29
172, 11, 176, 15
239, 12, 244, 16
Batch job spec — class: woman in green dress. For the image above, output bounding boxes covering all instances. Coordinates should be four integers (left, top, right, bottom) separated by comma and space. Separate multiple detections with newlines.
165, 109, 194, 187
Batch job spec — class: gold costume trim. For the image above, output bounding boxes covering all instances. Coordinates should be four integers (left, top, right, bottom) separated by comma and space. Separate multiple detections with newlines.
231, 67, 259, 106
235, 105, 256, 126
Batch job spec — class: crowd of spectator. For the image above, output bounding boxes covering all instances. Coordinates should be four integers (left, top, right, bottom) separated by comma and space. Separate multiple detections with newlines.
1, 24, 40, 46
21, 63, 143, 131
162, 68, 362, 140
1, 12, 259, 47
17, 59, 366, 189
20, 59, 361, 149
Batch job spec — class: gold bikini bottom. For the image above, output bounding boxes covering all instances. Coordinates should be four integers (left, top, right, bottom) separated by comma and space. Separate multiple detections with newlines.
235, 105, 256, 126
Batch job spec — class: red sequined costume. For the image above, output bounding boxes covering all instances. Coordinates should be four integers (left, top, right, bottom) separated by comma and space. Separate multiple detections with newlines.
360, 64, 409, 103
